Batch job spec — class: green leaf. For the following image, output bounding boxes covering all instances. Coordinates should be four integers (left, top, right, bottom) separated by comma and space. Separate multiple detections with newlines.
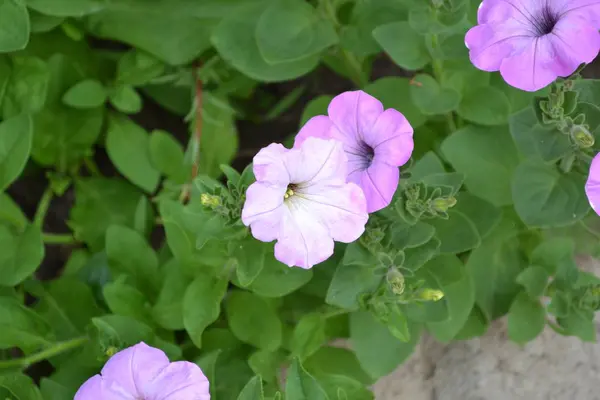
1, 56, 49, 118
152, 259, 187, 330
106, 115, 160, 193
304, 347, 372, 385
39, 378, 72, 400
314, 374, 373, 400
248, 350, 285, 383
32, 106, 102, 170
429, 210, 481, 254
106, 225, 159, 299
183, 270, 228, 348
530, 238, 575, 276
256, 0, 337, 64
0, 374, 42, 400
452, 192, 502, 239
457, 86, 510, 125
26, 0, 103, 17
512, 160, 589, 227
0, 193, 27, 228
212, 3, 319, 82
507, 291, 545, 344
32, 277, 102, 340
0, 0, 29, 52
290, 313, 326, 360
70, 178, 142, 251
372, 22, 429, 70
0, 224, 44, 287
62, 79, 106, 109
226, 290, 283, 351
285, 358, 328, 400
350, 311, 421, 379
149, 129, 186, 183
0, 296, 51, 351
199, 95, 239, 178
410, 74, 460, 115
530, 125, 570, 163
234, 237, 269, 287
92, 314, 154, 348
109, 85, 142, 114
558, 308, 596, 342
116, 49, 165, 87
441, 125, 519, 206
364, 77, 427, 128
0, 114, 33, 191
299, 95, 333, 126
240, 252, 313, 298
508, 107, 539, 157
103, 278, 151, 323
516, 266, 550, 298
237, 376, 265, 400
85, 6, 211, 65
454, 305, 489, 340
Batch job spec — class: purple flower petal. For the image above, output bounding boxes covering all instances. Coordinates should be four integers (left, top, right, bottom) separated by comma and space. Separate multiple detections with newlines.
327, 91, 383, 140
142, 361, 210, 400
349, 162, 399, 213
585, 153, 600, 214
74, 375, 103, 400
367, 109, 414, 167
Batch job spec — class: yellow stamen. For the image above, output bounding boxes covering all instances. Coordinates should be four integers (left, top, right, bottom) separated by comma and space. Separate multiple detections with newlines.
284, 188, 295, 199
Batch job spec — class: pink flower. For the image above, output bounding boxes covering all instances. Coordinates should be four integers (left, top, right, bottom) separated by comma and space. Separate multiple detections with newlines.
294, 91, 414, 213
241, 137, 368, 269
465, 0, 600, 92
585, 153, 600, 214
74, 342, 210, 400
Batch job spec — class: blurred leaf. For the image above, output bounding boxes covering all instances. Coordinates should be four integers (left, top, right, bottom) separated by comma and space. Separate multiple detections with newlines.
0, 296, 52, 351
149, 129, 187, 183
116, 49, 165, 86
0, 373, 42, 400
304, 347, 373, 385
285, 358, 328, 400
0, 114, 33, 191
507, 291, 545, 344
62, 79, 106, 109
290, 313, 326, 360
373, 22, 429, 70
26, 0, 104, 16
106, 115, 160, 193
109, 85, 142, 114
0, 0, 30, 52
365, 77, 427, 128
226, 290, 283, 351
183, 270, 228, 348
1, 56, 49, 118
103, 278, 152, 324
152, 259, 188, 330
516, 266, 550, 298
237, 376, 265, 400
314, 374, 373, 400
0, 224, 43, 287
458, 86, 510, 125
430, 210, 481, 254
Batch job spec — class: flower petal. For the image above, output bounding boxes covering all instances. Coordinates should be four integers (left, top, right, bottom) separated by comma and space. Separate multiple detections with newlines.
549, 16, 600, 76
349, 162, 399, 213
253, 143, 290, 186
75, 376, 107, 400
285, 137, 347, 185
327, 91, 383, 141
586, 153, 600, 215
100, 342, 169, 398
142, 361, 210, 400
274, 204, 334, 269
294, 115, 335, 147
300, 182, 368, 243
499, 36, 558, 91
466, 22, 533, 71
365, 109, 414, 167
554, 0, 600, 25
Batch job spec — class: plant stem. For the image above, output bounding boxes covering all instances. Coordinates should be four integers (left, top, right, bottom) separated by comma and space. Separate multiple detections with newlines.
0, 337, 88, 370
43, 233, 78, 245
83, 156, 102, 177
430, 34, 457, 133
180, 63, 204, 203
33, 186, 53, 227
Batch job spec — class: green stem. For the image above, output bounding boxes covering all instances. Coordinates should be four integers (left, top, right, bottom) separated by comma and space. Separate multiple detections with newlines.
430, 34, 457, 133
83, 157, 102, 177
0, 337, 88, 370
33, 186, 53, 227
43, 233, 78, 245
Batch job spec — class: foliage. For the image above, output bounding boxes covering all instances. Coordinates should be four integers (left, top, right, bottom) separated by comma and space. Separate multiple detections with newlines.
0, 0, 600, 398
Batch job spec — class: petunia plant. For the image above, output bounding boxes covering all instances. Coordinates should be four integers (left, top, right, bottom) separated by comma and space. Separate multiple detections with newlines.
1, 0, 600, 399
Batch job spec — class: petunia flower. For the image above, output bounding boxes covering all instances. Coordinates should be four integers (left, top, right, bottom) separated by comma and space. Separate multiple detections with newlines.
294, 91, 414, 213
241, 137, 368, 269
74, 342, 210, 400
465, 0, 600, 92
585, 152, 600, 215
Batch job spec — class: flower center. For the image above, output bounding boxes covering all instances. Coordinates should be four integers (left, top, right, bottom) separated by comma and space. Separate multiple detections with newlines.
284, 184, 297, 200
533, 5, 559, 36
358, 141, 375, 168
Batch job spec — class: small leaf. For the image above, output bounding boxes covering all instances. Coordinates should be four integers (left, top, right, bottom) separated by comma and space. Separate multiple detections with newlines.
507, 291, 545, 344
183, 270, 228, 348
106, 115, 160, 193
290, 313, 327, 360
458, 86, 510, 125
285, 358, 328, 400
372, 22, 429, 70
62, 79, 107, 108
0, 224, 44, 287
149, 129, 186, 183
0, 374, 43, 400
516, 266, 550, 297
410, 74, 460, 115
0, 296, 52, 351
429, 210, 481, 254
0, 0, 30, 52
226, 290, 283, 351
0, 114, 33, 191
237, 376, 265, 400
109, 85, 142, 114
152, 259, 187, 330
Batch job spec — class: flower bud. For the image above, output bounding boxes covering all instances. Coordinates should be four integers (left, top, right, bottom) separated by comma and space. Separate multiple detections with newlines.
386, 268, 405, 295
571, 125, 595, 148
431, 196, 457, 213
105, 346, 119, 357
200, 193, 221, 208
418, 288, 444, 301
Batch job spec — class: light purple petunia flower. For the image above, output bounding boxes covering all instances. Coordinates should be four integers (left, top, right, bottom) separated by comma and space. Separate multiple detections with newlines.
74, 342, 210, 400
465, 0, 600, 92
294, 91, 414, 213
242, 137, 368, 269
585, 153, 600, 215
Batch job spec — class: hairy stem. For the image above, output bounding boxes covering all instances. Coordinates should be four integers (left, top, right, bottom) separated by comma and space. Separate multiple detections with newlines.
430, 34, 457, 133
0, 337, 88, 370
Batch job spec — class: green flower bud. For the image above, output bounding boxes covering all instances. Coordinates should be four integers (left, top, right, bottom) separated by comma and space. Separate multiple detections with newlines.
200, 193, 221, 208
418, 288, 444, 301
571, 125, 595, 148
386, 268, 405, 295
431, 196, 457, 213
